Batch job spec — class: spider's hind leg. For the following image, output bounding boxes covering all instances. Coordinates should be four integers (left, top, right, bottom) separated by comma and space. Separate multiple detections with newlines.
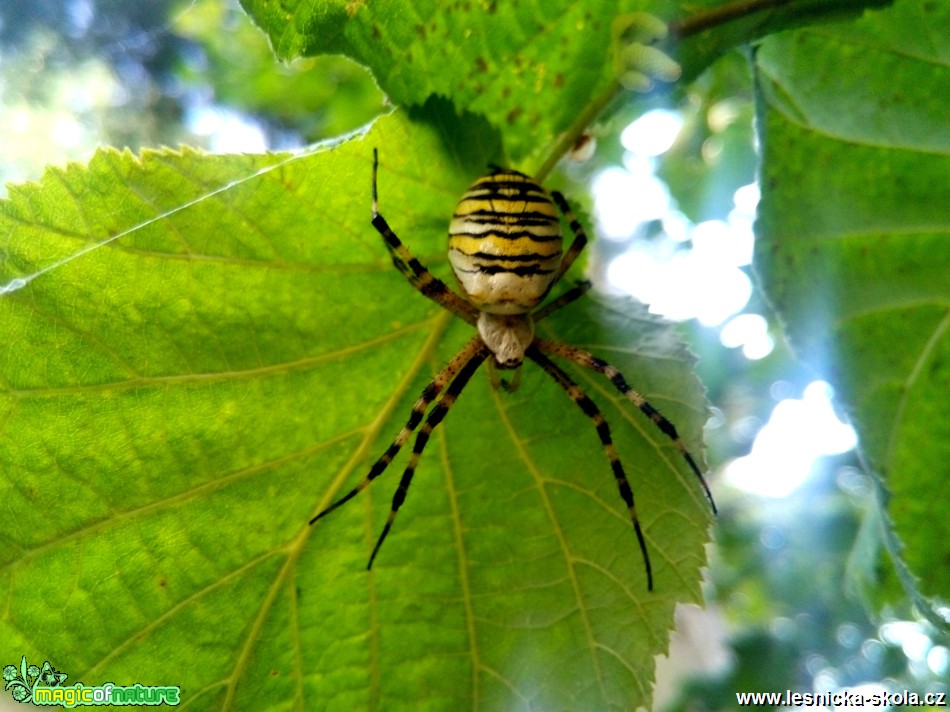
531, 189, 592, 323
370, 149, 478, 325
533, 280, 592, 322
550, 190, 590, 284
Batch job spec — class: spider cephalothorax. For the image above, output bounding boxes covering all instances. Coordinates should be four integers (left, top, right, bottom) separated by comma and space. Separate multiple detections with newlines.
310, 150, 715, 590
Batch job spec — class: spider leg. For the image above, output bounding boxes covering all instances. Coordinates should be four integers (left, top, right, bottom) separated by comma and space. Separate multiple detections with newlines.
550, 190, 589, 283
535, 338, 716, 514
367, 343, 490, 568
527, 344, 653, 590
310, 337, 487, 526
533, 279, 592, 322
530, 190, 591, 323
372, 149, 479, 325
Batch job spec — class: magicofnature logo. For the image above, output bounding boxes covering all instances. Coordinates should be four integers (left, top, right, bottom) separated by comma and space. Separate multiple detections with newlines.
3, 656, 180, 707
3, 656, 66, 703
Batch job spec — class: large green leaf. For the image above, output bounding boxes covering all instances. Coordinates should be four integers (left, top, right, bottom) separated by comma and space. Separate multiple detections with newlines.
671, 0, 893, 81
239, 0, 639, 165
754, 0, 950, 611
237, 0, 891, 169
0, 111, 711, 709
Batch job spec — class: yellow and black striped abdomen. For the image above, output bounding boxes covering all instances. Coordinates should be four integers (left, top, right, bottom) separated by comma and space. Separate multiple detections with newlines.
448, 169, 563, 314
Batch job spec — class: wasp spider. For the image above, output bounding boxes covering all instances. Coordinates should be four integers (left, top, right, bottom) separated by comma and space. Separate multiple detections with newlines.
311, 150, 715, 590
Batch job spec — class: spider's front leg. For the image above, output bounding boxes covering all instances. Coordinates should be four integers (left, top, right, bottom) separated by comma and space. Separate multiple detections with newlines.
527, 344, 655, 590
536, 338, 716, 514
310, 337, 487, 528
311, 336, 491, 569
366, 344, 490, 568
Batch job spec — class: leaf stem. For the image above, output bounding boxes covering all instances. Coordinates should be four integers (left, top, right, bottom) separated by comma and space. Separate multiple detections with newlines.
535, 0, 798, 180
535, 86, 621, 183
668, 0, 795, 38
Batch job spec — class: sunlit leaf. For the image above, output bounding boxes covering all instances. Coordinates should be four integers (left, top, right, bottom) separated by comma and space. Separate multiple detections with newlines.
673, 0, 894, 81
754, 0, 950, 610
237, 0, 893, 168
0, 111, 711, 710
238, 0, 670, 166
174, 0, 385, 142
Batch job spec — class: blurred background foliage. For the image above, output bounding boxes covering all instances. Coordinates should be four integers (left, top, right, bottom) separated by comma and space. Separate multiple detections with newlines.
1, 0, 946, 707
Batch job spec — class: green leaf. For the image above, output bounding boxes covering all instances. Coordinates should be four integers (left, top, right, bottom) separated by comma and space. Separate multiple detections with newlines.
0, 112, 711, 710
672, 0, 895, 82
239, 0, 660, 166
173, 0, 385, 141
237, 0, 894, 168
753, 0, 950, 611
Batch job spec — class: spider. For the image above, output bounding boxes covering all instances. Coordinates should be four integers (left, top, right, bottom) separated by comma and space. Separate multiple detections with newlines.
311, 150, 715, 590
